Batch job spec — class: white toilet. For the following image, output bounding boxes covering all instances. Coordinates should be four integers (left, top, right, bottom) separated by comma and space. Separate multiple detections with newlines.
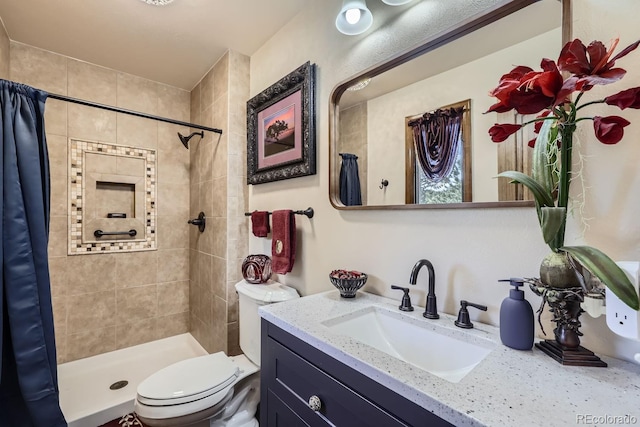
134, 280, 299, 427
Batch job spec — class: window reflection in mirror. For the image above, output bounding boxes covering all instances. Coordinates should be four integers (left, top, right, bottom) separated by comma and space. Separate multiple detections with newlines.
405, 100, 472, 205
330, 0, 565, 209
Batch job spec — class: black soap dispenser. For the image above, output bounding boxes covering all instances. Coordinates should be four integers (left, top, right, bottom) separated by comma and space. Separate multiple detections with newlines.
499, 278, 534, 350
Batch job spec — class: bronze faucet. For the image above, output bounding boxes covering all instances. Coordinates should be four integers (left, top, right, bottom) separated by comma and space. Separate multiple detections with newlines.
409, 259, 439, 319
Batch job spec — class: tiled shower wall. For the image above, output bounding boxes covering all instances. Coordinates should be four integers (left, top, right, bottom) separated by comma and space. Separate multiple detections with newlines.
189, 50, 250, 355
9, 42, 191, 363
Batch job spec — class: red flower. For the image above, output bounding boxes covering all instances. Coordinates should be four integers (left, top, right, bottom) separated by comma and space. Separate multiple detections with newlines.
558, 38, 640, 90
487, 60, 565, 115
487, 66, 533, 113
489, 124, 522, 142
593, 116, 631, 144
605, 87, 640, 109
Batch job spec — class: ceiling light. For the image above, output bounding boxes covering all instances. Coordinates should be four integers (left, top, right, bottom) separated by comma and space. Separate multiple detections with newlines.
346, 78, 372, 91
138, 0, 175, 5
345, 8, 362, 25
336, 0, 373, 35
381, 0, 413, 5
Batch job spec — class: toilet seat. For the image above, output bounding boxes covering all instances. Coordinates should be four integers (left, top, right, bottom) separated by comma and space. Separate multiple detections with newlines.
135, 354, 260, 424
136, 384, 235, 421
136, 352, 238, 413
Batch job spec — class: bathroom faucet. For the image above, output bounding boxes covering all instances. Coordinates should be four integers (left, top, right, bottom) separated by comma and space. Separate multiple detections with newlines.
409, 259, 439, 319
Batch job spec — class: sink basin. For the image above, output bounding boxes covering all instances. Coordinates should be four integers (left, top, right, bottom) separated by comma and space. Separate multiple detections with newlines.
322, 306, 495, 383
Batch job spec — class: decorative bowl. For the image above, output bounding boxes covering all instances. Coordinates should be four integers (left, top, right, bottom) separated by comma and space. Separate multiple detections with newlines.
242, 254, 272, 284
329, 270, 368, 298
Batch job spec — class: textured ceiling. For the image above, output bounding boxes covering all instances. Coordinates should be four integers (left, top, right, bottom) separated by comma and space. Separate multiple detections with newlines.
0, 0, 311, 90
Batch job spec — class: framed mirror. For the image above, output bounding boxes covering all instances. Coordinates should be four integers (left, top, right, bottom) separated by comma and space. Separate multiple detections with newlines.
329, 0, 570, 210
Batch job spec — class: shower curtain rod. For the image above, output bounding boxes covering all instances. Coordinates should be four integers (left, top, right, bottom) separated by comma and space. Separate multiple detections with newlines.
47, 93, 223, 135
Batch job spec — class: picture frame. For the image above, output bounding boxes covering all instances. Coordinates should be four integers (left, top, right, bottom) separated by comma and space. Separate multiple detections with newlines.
247, 61, 316, 185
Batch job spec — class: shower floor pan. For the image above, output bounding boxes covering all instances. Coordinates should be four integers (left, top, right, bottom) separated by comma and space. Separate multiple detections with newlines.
58, 333, 207, 427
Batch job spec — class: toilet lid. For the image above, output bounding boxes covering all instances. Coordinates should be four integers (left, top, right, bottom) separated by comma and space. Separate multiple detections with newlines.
137, 352, 239, 405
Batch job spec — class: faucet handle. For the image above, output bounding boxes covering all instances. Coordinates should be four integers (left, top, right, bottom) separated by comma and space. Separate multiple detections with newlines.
454, 300, 487, 329
391, 285, 414, 312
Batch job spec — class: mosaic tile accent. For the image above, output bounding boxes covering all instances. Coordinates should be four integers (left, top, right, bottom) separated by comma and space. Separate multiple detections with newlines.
68, 139, 156, 254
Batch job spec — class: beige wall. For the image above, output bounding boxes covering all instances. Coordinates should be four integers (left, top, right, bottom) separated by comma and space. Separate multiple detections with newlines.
10, 42, 191, 363
0, 18, 8, 79
189, 50, 249, 355
249, 0, 640, 363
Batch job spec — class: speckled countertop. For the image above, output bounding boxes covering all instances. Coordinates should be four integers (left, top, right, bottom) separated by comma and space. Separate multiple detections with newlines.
259, 290, 640, 427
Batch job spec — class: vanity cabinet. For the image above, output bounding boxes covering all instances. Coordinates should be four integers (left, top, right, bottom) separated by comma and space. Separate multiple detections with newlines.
260, 320, 453, 427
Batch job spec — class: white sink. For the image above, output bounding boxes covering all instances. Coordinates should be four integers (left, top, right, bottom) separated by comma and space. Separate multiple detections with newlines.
322, 306, 495, 383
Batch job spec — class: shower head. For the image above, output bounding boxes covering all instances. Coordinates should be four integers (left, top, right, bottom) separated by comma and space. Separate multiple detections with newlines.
177, 131, 204, 149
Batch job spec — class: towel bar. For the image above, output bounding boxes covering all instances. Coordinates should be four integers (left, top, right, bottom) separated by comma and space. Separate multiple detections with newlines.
94, 229, 137, 238
244, 207, 314, 219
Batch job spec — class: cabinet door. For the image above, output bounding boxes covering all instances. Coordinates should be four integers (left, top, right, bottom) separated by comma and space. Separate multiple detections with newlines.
263, 329, 412, 426
265, 389, 313, 427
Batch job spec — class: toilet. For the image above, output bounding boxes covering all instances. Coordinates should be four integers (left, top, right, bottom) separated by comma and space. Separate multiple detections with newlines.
134, 280, 299, 427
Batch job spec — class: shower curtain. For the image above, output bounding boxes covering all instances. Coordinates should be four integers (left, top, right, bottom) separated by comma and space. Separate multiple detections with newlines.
339, 153, 362, 206
0, 80, 67, 426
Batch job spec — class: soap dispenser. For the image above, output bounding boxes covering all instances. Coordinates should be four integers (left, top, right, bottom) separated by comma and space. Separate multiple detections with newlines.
499, 278, 534, 350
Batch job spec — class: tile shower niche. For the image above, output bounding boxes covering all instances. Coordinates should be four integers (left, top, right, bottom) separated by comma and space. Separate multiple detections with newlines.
69, 139, 157, 254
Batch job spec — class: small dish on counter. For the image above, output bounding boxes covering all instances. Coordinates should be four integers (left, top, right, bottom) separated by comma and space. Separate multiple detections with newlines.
329, 269, 367, 298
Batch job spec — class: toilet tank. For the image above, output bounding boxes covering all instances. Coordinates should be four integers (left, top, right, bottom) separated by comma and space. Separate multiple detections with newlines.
235, 280, 299, 366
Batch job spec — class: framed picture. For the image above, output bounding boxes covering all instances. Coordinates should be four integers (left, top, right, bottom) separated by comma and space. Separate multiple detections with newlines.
247, 61, 316, 184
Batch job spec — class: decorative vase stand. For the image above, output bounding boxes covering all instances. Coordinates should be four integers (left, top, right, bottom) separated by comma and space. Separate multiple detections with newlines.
529, 284, 607, 367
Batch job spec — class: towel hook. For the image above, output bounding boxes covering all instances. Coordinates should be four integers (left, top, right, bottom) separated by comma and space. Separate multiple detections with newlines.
379, 179, 389, 189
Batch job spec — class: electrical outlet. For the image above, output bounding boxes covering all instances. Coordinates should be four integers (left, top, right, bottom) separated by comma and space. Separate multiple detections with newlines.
605, 261, 640, 339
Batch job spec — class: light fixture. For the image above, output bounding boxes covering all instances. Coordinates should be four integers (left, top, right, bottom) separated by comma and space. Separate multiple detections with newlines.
380, 0, 412, 5
336, 0, 373, 35
138, 0, 175, 5
346, 78, 372, 91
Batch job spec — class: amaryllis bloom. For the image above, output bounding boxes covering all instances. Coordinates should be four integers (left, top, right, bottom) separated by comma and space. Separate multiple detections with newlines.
605, 87, 640, 109
593, 115, 631, 144
489, 123, 522, 142
558, 38, 640, 90
486, 65, 533, 113
487, 59, 565, 115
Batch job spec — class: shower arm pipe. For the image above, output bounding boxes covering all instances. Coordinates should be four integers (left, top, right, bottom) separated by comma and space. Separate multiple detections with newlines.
47, 93, 223, 135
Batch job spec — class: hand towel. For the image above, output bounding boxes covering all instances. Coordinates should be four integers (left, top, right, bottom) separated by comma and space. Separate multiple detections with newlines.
251, 211, 270, 237
271, 210, 296, 274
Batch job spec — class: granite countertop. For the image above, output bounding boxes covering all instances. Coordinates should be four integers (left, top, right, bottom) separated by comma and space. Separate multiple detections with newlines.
259, 290, 640, 427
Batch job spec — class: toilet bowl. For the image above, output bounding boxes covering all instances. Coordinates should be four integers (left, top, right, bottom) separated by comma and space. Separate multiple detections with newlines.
134, 280, 299, 426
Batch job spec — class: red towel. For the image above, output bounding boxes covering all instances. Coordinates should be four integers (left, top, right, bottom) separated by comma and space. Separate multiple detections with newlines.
251, 211, 270, 237
271, 210, 296, 274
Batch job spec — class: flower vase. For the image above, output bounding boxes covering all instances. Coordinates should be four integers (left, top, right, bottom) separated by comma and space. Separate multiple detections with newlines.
531, 252, 607, 367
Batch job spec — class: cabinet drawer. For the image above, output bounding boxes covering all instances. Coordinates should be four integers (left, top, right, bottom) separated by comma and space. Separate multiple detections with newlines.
264, 335, 407, 427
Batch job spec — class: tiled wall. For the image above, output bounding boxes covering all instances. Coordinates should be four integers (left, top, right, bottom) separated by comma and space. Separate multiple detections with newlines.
189, 50, 250, 355
338, 103, 368, 205
0, 19, 8, 79
9, 42, 191, 363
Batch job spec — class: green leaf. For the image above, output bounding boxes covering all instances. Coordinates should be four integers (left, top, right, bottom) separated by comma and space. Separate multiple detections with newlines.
562, 246, 640, 310
496, 171, 555, 207
540, 207, 566, 249
531, 119, 558, 198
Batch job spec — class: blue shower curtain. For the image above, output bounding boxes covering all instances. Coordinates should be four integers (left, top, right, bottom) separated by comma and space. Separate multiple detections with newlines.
339, 153, 362, 206
0, 80, 67, 426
